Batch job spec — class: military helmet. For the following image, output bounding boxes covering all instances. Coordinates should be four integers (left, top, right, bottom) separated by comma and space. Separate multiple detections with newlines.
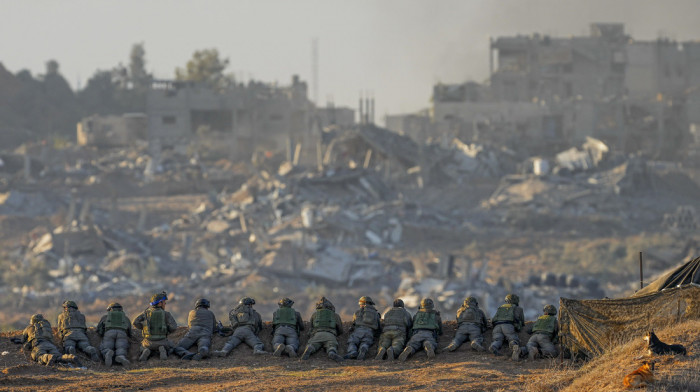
239, 297, 255, 306
505, 294, 520, 305
62, 300, 78, 309
316, 296, 334, 310
195, 298, 211, 309
150, 291, 168, 306
420, 298, 435, 310
543, 304, 557, 316
393, 298, 405, 308
30, 314, 44, 324
107, 302, 123, 311
358, 296, 374, 306
464, 296, 478, 307
278, 297, 294, 308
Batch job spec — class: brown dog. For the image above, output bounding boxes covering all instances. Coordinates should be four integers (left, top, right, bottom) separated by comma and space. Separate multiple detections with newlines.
623, 361, 656, 389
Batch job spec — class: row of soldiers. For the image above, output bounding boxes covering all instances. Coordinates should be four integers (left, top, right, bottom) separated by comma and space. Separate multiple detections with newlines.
19, 292, 559, 367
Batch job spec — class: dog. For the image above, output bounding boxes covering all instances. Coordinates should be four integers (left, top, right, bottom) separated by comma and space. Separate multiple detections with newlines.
623, 361, 656, 389
644, 330, 687, 356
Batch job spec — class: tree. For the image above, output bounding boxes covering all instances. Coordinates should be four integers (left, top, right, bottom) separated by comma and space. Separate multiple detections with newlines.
129, 43, 151, 90
175, 48, 233, 90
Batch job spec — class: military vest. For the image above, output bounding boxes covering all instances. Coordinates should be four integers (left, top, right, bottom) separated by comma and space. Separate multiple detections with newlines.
104, 310, 129, 331
190, 308, 215, 331
62, 310, 85, 330
313, 309, 336, 331
29, 320, 53, 342
273, 307, 297, 326
234, 306, 256, 326
457, 307, 480, 325
493, 304, 516, 323
383, 308, 408, 328
413, 311, 438, 330
532, 315, 556, 335
354, 307, 379, 329
144, 308, 168, 340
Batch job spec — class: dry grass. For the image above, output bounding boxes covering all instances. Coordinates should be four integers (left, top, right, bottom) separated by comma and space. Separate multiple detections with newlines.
524, 319, 700, 392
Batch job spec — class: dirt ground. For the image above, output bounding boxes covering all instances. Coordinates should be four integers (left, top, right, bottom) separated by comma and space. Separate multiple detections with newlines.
0, 321, 556, 392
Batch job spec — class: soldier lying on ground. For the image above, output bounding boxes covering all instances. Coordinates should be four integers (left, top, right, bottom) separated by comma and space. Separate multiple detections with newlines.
398, 298, 442, 361
214, 297, 267, 356
271, 297, 304, 357
57, 300, 100, 362
133, 291, 178, 361
301, 296, 344, 362
21, 314, 81, 366
174, 298, 218, 361
375, 298, 412, 360
96, 302, 131, 366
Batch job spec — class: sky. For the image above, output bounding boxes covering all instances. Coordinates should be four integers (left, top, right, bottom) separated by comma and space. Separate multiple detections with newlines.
2, 0, 700, 118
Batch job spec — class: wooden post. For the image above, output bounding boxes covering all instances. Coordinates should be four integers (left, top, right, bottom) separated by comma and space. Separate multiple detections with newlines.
639, 251, 644, 289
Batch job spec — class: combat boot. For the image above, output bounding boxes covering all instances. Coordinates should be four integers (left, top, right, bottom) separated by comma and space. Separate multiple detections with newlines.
386, 347, 395, 361
253, 345, 267, 355
138, 348, 151, 362
374, 347, 386, 360
301, 346, 314, 360
273, 344, 285, 357
89, 349, 100, 362
357, 346, 368, 361
528, 347, 538, 361
285, 345, 297, 358
65, 346, 76, 355
181, 352, 196, 360
60, 354, 77, 365
104, 349, 114, 367
45, 354, 58, 366
328, 350, 344, 362
213, 343, 234, 357
489, 345, 501, 356
511, 344, 520, 361
398, 347, 414, 362
425, 343, 435, 359
115, 355, 130, 366
159, 346, 168, 360
471, 341, 485, 351
443, 343, 458, 352
343, 351, 357, 360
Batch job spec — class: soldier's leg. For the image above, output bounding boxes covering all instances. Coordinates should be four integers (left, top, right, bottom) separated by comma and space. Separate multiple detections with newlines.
196, 335, 212, 359
357, 330, 374, 360
302, 333, 326, 360
272, 330, 286, 356
174, 333, 197, 358
489, 325, 505, 355
538, 335, 558, 358
323, 335, 343, 362
241, 328, 265, 354
75, 334, 100, 361
422, 334, 437, 358
498, 324, 520, 361
63, 338, 77, 355
99, 330, 117, 357
466, 324, 485, 351
399, 333, 424, 361
345, 331, 361, 358
214, 333, 242, 357
138, 340, 152, 361
114, 332, 130, 365
445, 324, 469, 351
389, 331, 406, 359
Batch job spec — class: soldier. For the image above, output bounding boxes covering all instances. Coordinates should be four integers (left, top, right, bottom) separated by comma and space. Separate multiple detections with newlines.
174, 298, 218, 361
213, 297, 266, 356
398, 298, 442, 361
526, 304, 559, 360
344, 296, 381, 360
57, 300, 100, 361
301, 296, 344, 362
489, 293, 525, 361
443, 296, 488, 352
21, 314, 80, 366
96, 302, 131, 366
271, 297, 304, 357
375, 298, 412, 360
132, 291, 178, 361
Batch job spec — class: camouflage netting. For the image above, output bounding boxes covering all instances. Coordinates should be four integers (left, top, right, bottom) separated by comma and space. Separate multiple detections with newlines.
560, 284, 700, 357
632, 257, 700, 297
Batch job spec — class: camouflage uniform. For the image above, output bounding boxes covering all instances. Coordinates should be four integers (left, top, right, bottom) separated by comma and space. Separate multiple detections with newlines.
489, 294, 525, 361
214, 297, 266, 356
96, 302, 132, 366
271, 298, 304, 357
444, 297, 488, 352
526, 304, 559, 360
174, 298, 218, 360
301, 297, 344, 362
132, 292, 178, 361
21, 314, 79, 366
376, 299, 412, 360
345, 296, 381, 360
398, 298, 442, 361
57, 301, 99, 361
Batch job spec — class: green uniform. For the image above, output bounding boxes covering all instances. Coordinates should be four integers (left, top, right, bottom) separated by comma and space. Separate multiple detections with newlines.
132, 306, 177, 359
57, 308, 98, 358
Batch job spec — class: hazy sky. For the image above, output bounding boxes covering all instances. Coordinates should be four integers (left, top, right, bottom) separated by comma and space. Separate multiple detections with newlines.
2, 0, 700, 117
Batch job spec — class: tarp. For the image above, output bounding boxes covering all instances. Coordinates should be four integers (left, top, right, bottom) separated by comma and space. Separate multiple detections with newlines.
632, 257, 700, 297
559, 285, 700, 357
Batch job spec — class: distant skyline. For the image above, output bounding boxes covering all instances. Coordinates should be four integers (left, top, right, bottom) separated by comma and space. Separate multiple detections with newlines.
2, 0, 700, 119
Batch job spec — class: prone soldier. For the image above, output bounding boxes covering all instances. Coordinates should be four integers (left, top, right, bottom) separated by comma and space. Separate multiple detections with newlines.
398, 298, 442, 361
214, 297, 266, 356
132, 291, 178, 361
489, 293, 525, 361
271, 297, 304, 357
301, 296, 344, 362
443, 296, 488, 352
96, 302, 131, 366
57, 300, 100, 361
21, 314, 80, 366
375, 298, 412, 360
526, 304, 559, 360
174, 298, 218, 360
344, 296, 381, 360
